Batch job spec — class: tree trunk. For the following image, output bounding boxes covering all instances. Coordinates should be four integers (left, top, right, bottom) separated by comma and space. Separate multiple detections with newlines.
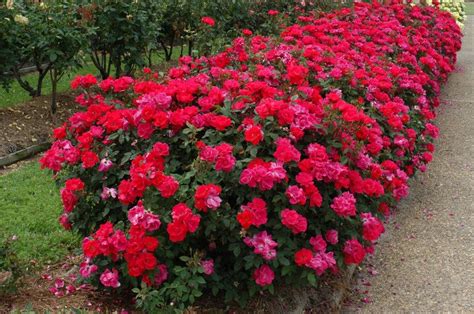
50, 70, 58, 114
115, 58, 122, 78
159, 39, 170, 61
188, 40, 193, 56
147, 48, 153, 67
91, 50, 109, 79
15, 75, 36, 97
36, 70, 47, 97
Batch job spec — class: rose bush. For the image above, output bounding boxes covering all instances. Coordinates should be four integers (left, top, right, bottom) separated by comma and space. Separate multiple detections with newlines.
40, 2, 461, 311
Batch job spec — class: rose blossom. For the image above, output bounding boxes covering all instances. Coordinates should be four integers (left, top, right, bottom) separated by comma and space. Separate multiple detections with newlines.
330, 192, 357, 217
100, 268, 120, 288
325, 229, 339, 245
98, 159, 113, 172
343, 239, 366, 265
155, 264, 168, 286
201, 259, 214, 275
253, 264, 274, 286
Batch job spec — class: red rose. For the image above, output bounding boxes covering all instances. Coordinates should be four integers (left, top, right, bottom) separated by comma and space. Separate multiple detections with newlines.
362, 179, 384, 197
61, 188, 78, 213
343, 239, 366, 265
127, 260, 144, 277
242, 29, 253, 36
59, 213, 71, 230
143, 236, 159, 251
274, 138, 301, 163
82, 238, 100, 258
362, 213, 385, 241
81, 151, 99, 169
253, 264, 274, 286
53, 124, 67, 139
65, 178, 85, 191
201, 16, 215, 27
310, 190, 323, 207
157, 175, 179, 198
294, 248, 313, 266
167, 221, 188, 243
138, 252, 157, 270
237, 210, 253, 229
267, 10, 279, 16
281, 209, 307, 234
194, 184, 222, 212
285, 185, 306, 206
184, 214, 200, 233
71, 74, 97, 90
287, 62, 308, 85
237, 198, 267, 229
244, 125, 263, 145
208, 115, 232, 131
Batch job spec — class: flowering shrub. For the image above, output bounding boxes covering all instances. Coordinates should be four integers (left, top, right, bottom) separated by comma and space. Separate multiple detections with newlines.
41, 2, 461, 311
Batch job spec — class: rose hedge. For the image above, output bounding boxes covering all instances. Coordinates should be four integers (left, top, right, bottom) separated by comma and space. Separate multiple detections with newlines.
40, 2, 461, 311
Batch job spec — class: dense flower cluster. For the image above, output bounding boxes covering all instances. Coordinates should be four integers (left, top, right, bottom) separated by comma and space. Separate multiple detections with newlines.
41, 2, 461, 309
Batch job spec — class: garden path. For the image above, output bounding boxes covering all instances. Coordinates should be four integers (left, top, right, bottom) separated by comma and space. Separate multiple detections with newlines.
344, 16, 474, 312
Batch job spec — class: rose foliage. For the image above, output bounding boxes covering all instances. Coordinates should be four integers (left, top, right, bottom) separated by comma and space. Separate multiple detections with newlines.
40, 2, 461, 310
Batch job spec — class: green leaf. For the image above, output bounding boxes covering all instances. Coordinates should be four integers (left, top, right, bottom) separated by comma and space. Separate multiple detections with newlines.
307, 272, 317, 286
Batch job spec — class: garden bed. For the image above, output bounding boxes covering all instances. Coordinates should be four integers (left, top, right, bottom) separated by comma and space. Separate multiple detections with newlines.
0, 93, 81, 157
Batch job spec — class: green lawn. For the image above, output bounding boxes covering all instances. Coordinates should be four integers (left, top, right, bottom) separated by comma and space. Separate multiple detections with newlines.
0, 162, 79, 266
466, 2, 474, 15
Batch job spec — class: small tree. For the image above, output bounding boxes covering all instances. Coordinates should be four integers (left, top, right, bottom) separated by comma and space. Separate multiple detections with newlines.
0, 5, 19, 90
0, 2, 50, 98
0, 1, 87, 113
45, 2, 88, 113
77, 0, 162, 79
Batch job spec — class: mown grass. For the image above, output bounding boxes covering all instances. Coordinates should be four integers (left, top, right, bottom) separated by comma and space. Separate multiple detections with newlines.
0, 162, 80, 267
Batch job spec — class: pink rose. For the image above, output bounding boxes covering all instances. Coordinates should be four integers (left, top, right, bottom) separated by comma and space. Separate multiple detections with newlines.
201, 259, 214, 275
325, 229, 339, 245
281, 209, 307, 234
309, 235, 327, 252
100, 268, 120, 288
285, 185, 307, 205
330, 192, 357, 217
154, 264, 168, 286
79, 261, 98, 279
98, 159, 113, 172
253, 264, 274, 287
343, 239, 366, 265
361, 213, 385, 241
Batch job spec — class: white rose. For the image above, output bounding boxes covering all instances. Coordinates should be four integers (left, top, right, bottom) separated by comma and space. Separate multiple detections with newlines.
6, 0, 14, 10
14, 14, 29, 25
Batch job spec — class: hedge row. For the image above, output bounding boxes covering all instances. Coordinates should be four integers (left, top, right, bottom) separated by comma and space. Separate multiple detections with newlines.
40, 2, 461, 311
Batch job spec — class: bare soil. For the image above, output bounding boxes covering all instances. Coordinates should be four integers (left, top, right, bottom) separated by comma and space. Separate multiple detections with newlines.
0, 93, 82, 157
0, 256, 133, 313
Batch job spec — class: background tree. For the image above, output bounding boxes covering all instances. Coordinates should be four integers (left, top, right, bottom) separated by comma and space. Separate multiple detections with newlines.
76, 0, 162, 79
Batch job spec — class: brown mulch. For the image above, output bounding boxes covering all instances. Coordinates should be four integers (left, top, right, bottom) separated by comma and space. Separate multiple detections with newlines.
0, 93, 82, 157
0, 256, 134, 313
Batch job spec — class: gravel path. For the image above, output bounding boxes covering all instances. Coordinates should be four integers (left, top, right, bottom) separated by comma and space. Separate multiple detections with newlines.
344, 16, 474, 312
